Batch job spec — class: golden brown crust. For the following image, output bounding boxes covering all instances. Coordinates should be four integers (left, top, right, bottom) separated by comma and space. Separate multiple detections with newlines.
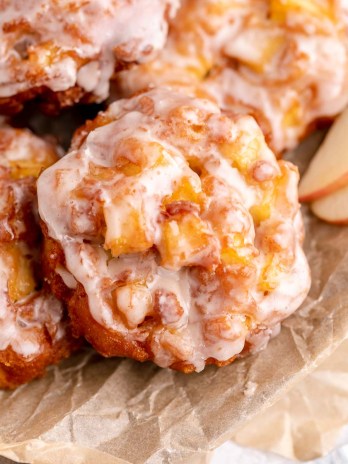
0, 86, 96, 115
0, 325, 78, 389
41, 224, 150, 361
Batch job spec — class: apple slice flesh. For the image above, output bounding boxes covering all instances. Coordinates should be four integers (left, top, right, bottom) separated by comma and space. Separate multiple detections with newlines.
299, 107, 348, 202
311, 183, 348, 224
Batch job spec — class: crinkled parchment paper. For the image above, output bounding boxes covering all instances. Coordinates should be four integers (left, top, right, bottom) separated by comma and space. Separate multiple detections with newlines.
2, 128, 348, 464
228, 337, 348, 462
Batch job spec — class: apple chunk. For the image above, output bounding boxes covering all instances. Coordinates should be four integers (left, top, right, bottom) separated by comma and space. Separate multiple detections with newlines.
311, 184, 348, 224
299, 107, 348, 202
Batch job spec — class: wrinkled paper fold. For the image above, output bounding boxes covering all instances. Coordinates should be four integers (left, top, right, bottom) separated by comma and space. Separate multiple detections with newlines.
2, 130, 348, 464
231, 337, 348, 461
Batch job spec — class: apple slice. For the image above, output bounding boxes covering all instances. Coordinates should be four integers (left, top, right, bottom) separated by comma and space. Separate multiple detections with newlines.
311, 183, 348, 224
299, 106, 348, 202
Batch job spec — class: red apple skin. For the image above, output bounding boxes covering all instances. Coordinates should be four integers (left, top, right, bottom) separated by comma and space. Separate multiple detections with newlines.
328, 219, 348, 225
300, 172, 348, 203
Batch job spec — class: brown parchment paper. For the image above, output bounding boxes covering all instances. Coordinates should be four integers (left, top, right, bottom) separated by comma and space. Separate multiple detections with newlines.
1, 128, 348, 464
231, 337, 348, 461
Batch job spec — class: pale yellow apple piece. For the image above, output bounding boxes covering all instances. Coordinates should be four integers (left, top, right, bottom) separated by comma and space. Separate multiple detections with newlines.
311, 183, 348, 224
224, 29, 284, 74
159, 214, 216, 269
0, 244, 36, 302
270, 0, 335, 23
104, 200, 153, 257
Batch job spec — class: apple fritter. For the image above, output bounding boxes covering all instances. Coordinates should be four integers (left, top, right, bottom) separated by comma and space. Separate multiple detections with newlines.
117, 0, 348, 153
0, 126, 78, 388
0, 0, 179, 114
38, 88, 310, 373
